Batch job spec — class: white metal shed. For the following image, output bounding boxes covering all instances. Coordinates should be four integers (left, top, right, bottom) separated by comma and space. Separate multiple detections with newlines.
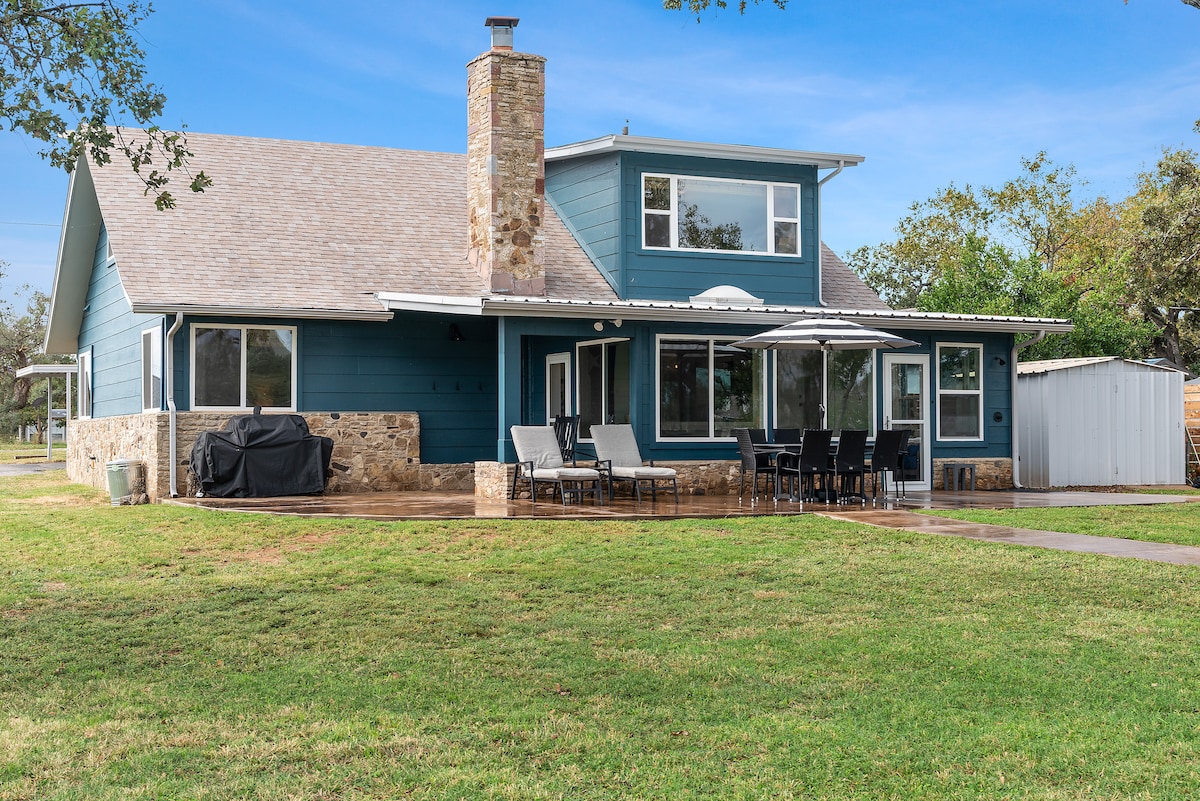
1016, 357, 1185, 488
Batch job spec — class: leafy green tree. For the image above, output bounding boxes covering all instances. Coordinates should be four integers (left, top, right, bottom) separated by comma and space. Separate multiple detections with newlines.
851, 153, 1156, 362
1, 0, 208, 209
0, 279, 65, 441
1121, 140, 1200, 372
847, 185, 990, 308
663, 0, 787, 20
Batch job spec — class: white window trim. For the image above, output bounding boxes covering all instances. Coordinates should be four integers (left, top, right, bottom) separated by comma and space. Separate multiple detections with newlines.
936, 342, 984, 442
189, 324, 298, 412
771, 350, 877, 437
141, 323, 163, 413
655, 333, 767, 442
545, 352, 571, 425
77, 349, 93, 420
641, 172, 802, 257
574, 337, 629, 442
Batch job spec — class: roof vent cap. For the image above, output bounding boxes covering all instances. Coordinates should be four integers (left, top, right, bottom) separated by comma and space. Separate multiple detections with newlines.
690, 285, 764, 306
485, 16, 519, 50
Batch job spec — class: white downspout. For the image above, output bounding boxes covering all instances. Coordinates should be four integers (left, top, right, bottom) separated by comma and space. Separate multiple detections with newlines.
815, 160, 846, 307
166, 312, 184, 497
1009, 330, 1047, 489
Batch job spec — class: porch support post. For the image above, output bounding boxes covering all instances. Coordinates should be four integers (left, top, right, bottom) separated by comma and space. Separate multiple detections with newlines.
496, 317, 523, 462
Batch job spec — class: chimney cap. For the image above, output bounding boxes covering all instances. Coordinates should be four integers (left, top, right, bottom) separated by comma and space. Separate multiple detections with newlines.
484, 16, 519, 50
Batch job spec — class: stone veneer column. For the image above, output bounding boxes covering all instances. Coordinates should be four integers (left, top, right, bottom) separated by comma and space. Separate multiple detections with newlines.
466, 45, 547, 295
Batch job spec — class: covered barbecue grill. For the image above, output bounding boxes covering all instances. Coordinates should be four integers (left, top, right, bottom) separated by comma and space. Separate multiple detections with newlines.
190, 413, 333, 498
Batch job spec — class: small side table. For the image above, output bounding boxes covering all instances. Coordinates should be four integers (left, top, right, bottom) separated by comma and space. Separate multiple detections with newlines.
942, 462, 976, 492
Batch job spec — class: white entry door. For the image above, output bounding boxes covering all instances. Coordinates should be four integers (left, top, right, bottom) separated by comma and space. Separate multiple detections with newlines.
546, 353, 571, 423
882, 353, 931, 491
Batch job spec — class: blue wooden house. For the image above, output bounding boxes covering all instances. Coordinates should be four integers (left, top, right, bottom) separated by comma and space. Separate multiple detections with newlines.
44, 18, 1070, 500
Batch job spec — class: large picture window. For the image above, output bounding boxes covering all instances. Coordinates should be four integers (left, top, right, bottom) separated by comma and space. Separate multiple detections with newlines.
776, 349, 874, 434
658, 336, 765, 439
577, 339, 630, 439
937, 344, 983, 440
642, 173, 800, 256
192, 325, 296, 410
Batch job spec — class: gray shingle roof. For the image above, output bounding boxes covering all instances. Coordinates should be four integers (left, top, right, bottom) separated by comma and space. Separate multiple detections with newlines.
87, 132, 886, 315
821, 244, 889, 310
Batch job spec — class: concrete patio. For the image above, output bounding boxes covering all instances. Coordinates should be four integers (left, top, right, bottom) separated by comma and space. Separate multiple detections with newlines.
164, 486, 1199, 521
163, 485, 1200, 567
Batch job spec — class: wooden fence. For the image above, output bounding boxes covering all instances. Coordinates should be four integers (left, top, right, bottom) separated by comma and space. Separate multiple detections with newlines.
1187, 384, 1200, 481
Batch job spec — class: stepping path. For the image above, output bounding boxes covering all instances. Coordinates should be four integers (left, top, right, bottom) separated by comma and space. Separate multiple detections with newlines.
817, 507, 1200, 567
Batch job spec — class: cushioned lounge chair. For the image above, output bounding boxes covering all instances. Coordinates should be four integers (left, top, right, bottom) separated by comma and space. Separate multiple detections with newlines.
509, 425, 603, 505
590, 424, 678, 502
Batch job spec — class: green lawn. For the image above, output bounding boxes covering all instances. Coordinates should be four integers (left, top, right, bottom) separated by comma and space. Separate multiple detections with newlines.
0, 440, 66, 464
3, 473, 1200, 800
925, 502, 1200, 547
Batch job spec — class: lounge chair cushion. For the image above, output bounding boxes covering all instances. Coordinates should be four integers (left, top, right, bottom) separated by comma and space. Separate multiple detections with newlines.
530, 467, 601, 480
592, 425, 677, 480
511, 426, 567, 469
611, 465, 676, 480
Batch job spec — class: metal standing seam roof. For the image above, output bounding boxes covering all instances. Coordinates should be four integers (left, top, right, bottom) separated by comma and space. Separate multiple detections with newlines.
1017, 357, 1180, 375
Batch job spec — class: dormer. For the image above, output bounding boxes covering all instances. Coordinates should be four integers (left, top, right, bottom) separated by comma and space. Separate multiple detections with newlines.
544, 135, 862, 306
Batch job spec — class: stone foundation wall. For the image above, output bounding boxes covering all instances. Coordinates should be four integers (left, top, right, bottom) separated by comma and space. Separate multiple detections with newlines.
475, 459, 748, 499
69, 411, 422, 501
932, 457, 1013, 490
66, 414, 162, 501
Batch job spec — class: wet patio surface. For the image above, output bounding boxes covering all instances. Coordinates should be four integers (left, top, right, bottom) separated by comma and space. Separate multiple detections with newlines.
164, 486, 1199, 521
165, 486, 1200, 566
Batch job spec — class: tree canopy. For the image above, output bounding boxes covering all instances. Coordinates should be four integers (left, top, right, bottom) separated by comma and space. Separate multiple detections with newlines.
663, 0, 787, 20
850, 142, 1200, 371
0, 0, 208, 209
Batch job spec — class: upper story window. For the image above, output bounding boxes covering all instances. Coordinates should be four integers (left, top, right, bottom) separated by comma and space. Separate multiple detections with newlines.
642, 173, 800, 256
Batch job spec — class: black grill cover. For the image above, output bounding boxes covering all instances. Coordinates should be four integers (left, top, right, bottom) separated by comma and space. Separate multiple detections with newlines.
190, 414, 333, 498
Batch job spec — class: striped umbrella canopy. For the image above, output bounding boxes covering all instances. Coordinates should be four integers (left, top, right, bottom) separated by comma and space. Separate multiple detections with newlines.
731, 318, 918, 351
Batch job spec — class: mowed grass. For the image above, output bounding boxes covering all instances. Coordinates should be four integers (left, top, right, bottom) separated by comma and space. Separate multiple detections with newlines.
0, 441, 65, 464
3, 474, 1199, 800
926, 501, 1200, 547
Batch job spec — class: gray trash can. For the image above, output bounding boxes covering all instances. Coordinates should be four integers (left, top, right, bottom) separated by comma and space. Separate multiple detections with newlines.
106, 459, 145, 506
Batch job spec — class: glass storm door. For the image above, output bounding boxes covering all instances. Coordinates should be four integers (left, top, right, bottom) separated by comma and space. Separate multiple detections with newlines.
546, 353, 571, 424
882, 353, 931, 491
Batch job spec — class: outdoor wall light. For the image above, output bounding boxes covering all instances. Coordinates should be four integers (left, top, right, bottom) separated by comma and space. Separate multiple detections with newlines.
448, 323, 464, 341
593, 321, 604, 332
610, 319, 623, 328
993, 356, 1007, 367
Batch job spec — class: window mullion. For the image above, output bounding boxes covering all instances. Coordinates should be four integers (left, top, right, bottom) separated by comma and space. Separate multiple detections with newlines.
700, 338, 710, 438
240, 327, 249, 408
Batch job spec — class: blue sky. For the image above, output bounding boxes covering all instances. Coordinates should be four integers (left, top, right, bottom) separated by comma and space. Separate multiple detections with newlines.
2, 0, 1199, 301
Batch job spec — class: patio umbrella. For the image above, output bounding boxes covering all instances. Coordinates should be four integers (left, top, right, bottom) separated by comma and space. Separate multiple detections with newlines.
731, 318, 918, 428
730, 317, 918, 352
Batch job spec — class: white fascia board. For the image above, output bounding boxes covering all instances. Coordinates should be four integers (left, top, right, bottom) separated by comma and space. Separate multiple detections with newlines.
130, 303, 395, 322
478, 297, 1074, 334
44, 162, 101, 355
545, 134, 865, 170
375, 292, 486, 315
16, 363, 79, 378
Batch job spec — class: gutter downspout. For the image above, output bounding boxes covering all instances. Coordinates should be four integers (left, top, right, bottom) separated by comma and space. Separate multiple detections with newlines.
165, 312, 183, 497
1009, 329, 1046, 489
815, 160, 846, 308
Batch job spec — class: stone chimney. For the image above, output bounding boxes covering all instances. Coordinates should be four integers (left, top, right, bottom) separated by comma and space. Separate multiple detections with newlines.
466, 17, 546, 296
